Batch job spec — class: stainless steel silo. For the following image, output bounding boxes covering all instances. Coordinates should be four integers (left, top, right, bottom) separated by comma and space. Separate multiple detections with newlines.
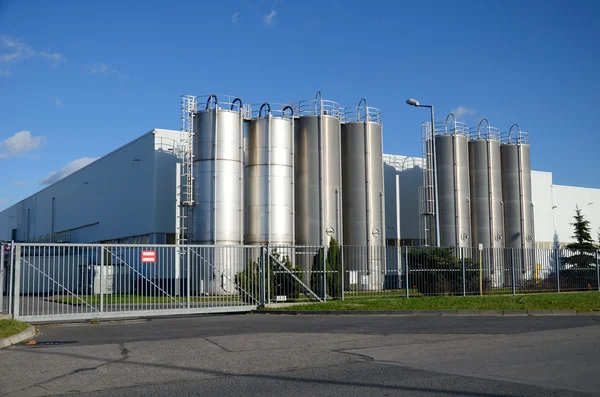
434, 114, 471, 248
501, 124, 535, 279
192, 94, 246, 295
341, 99, 385, 291
244, 103, 295, 246
294, 91, 343, 284
468, 119, 505, 287
468, 119, 504, 249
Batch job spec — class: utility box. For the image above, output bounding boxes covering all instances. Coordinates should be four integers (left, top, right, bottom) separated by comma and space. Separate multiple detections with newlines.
79, 265, 115, 295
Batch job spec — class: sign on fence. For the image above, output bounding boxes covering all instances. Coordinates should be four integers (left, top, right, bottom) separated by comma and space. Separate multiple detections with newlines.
141, 250, 156, 263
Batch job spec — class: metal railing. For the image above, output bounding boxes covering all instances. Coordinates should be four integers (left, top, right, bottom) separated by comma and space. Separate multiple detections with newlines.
249, 102, 294, 120
293, 92, 341, 119
341, 101, 382, 124
3, 242, 598, 320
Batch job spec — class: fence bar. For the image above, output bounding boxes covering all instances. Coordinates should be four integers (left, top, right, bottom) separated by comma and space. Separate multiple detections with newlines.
13, 245, 20, 319
404, 247, 409, 298
461, 249, 466, 296
0, 244, 4, 314
596, 251, 600, 291
555, 249, 560, 293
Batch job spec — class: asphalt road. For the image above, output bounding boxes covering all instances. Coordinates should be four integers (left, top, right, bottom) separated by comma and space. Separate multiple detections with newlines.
1, 314, 599, 396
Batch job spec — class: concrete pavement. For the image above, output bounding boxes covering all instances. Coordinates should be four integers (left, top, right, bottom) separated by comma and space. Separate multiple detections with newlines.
0, 314, 599, 396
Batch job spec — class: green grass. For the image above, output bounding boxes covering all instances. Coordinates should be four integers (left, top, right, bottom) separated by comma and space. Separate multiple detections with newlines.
0, 319, 30, 339
268, 291, 600, 312
49, 294, 242, 305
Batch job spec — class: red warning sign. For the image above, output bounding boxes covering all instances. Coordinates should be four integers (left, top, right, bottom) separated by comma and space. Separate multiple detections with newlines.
141, 250, 156, 263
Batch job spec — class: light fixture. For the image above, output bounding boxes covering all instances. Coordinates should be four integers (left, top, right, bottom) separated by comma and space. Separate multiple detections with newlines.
405, 98, 420, 107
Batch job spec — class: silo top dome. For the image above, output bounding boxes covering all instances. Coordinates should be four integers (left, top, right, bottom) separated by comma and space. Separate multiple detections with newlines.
341, 98, 382, 125
501, 124, 530, 145
293, 91, 341, 118
194, 94, 250, 117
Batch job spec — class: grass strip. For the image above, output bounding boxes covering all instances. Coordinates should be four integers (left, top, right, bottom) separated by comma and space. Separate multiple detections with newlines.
268, 291, 600, 312
0, 319, 30, 339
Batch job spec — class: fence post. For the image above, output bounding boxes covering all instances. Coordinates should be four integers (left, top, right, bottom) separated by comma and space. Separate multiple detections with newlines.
510, 250, 516, 295
13, 245, 20, 319
99, 246, 104, 313
322, 246, 327, 302
0, 244, 4, 314
186, 246, 191, 308
8, 242, 14, 315
404, 247, 409, 298
340, 245, 344, 301
596, 251, 600, 291
259, 246, 265, 307
462, 249, 466, 296
555, 249, 560, 293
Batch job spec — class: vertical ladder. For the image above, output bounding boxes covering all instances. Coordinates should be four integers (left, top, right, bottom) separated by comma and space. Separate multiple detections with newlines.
178, 95, 197, 246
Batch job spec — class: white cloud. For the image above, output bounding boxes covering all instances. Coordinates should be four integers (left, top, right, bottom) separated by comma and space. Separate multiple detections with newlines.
0, 131, 45, 159
232, 11, 241, 23
51, 96, 62, 107
40, 157, 99, 186
87, 63, 128, 80
264, 10, 277, 26
450, 106, 476, 119
0, 35, 66, 76
11, 181, 28, 188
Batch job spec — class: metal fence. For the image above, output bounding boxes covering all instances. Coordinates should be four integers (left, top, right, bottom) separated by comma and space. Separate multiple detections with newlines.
2, 242, 599, 321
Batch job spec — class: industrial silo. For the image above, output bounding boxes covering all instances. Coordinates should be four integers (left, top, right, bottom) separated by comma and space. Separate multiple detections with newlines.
468, 119, 504, 248
434, 114, 472, 248
192, 94, 246, 295
294, 91, 343, 285
244, 103, 295, 246
501, 124, 535, 280
341, 99, 385, 291
468, 119, 505, 286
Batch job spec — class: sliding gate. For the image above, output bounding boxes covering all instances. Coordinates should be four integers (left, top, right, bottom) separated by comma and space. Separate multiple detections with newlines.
2, 243, 269, 323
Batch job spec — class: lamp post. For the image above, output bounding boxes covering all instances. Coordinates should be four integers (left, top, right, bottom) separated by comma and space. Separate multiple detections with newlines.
406, 98, 440, 247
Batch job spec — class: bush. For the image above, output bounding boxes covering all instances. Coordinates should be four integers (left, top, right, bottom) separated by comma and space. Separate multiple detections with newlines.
406, 246, 482, 295
310, 238, 342, 299
234, 247, 305, 303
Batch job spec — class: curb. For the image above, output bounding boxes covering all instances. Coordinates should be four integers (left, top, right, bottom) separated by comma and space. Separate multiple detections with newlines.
0, 325, 36, 349
255, 309, 585, 317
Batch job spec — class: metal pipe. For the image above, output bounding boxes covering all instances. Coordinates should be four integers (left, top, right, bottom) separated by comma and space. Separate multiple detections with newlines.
431, 107, 440, 247
206, 94, 218, 110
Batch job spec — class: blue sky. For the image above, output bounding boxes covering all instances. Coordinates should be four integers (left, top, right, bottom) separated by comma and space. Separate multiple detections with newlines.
0, 0, 599, 211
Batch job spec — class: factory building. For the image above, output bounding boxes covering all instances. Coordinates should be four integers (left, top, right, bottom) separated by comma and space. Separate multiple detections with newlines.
1, 95, 599, 254
0, 129, 181, 244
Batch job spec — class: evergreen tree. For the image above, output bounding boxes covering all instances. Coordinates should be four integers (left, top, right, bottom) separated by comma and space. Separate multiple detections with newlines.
565, 205, 596, 250
560, 206, 596, 270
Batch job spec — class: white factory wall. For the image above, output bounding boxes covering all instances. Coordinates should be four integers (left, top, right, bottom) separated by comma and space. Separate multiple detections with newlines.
551, 184, 600, 248
383, 154, 424, 246
0, 129, 181, 244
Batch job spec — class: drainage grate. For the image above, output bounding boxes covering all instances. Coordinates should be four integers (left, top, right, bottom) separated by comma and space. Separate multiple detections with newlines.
28, 341, 78, 346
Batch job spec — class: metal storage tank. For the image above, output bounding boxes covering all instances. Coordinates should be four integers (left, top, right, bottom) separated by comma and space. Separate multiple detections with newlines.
501, 124, 535, 278
192, 94, 246, 295
244, 103, 295, 246
434, 114, 472, 248
469, 119, 505, 286
468, 119, 504, 249
341, 99, 385, 291
294, 91, 343, 283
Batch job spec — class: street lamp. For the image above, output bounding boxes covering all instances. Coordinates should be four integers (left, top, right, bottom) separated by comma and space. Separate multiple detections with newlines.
406, 98, 440, 247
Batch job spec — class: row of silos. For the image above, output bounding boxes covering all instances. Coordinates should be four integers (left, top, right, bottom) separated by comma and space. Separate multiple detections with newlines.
189, 92, 386, 293
428, 115, 535, 253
